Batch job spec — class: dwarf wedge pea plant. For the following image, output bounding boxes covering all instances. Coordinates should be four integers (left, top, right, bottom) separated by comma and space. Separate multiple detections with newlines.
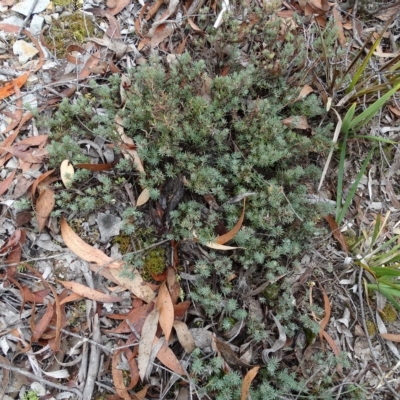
41, 11, 347, 398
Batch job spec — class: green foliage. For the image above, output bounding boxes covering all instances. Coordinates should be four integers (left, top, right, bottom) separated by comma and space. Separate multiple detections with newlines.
22, 390, 39, 400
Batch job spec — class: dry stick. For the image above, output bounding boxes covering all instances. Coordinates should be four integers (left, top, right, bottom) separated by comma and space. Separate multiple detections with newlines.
82, 314, 102, 399
0, 362, 83, 398
47, 326, 139, 354
0, 253, 65, 268
357, 269, 400, 399
17, 0, 39, 37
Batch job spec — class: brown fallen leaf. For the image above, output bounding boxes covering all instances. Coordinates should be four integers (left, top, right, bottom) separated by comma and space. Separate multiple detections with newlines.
174, 300, 191, 318
58, 280, 124, 303
60, 160, 74, 188
282, 115, 310, 130
215, 338, 253, 368
0, 71, 29, 100
20, 285, 49, 304
151, 23, 174, 48
215, 198, 246, 245
138, 307, 160, 380
31, 169, 56, 201
108, 302, 154, 334
156, 282, 174, 342
173, 320, 195, 353
59, 292, 84, 305
0, 169, 16, 196
112, 347, 131, 400
154, 335, 186, 375
332, 6, 346, 45
1, 145, 47, 164
2, 80, 23, 135
32, 302, 54, 342
241, 366, 260, 400
108, 268, 155, 303
293, 84, 314, 102
137, 188, 150, 207
36, 188, 55, 232
0, 228, 21, 254
380, 333, 400, 342
324, 215, 348, 254
60, 216, 123, 269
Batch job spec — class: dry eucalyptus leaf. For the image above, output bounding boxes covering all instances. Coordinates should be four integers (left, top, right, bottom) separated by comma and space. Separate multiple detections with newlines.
136, 188, 150, 207
60, 159, 74, 188
173, 321, 196, 354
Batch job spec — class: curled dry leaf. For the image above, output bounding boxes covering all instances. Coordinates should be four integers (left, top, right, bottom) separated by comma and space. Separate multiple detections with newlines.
138, 307, 160, 381
241, 366, 260, 400
58, 280, 123, 303
36, 188, 55, 232
60, 159, 74, 188
156, 282, 174, 342
136, 188, 150, 207
215, 338, 253, 368
173, 320, 196, 353
216, 199, 246, 245
205, 199, 246, 250
262, 313, 286, 362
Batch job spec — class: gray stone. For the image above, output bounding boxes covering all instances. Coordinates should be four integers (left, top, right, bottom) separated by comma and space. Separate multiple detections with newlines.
12, 0, 50, 16
96, 213, 121, 243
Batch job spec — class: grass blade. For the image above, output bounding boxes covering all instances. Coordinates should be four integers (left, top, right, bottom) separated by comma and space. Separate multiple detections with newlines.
348, 82, 400, 131
335, 130, 349, 221
336, 145, 375, 225
349, 135, 396, 144
341, 103, 356, 134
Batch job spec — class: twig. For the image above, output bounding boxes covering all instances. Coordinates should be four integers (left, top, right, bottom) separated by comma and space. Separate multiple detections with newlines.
17, 0, 39, 37
0, 253, 65, 268
0, 362, 83, 399
82, 314, 101, 399
357, 269, 400, 399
